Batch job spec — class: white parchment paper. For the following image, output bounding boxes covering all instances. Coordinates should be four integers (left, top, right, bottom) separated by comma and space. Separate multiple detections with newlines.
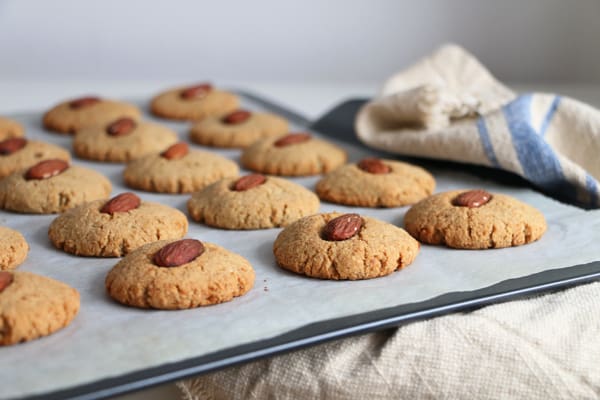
1, 95, 599, 399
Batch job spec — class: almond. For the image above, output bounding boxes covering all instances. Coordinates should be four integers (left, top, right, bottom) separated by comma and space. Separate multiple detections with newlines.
69, 96, 101, 109
25, 159, 69, 180
233, 174, 266, 191
357, 158, 391, 174
453, 190, 493, 208
106, 117, 137, 136
222, 110, 251, 124
0, 137, 27, 155
100, 192, 141, 215
153, 239, 205, 267
274, 133, 311, 147
161, 142, 189, 160
180, 83, 213, 100
322, 213, 363, 241
0, 271, 13, 293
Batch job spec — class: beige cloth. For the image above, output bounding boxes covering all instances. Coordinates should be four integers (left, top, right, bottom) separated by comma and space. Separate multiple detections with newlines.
178, 281, 600, 399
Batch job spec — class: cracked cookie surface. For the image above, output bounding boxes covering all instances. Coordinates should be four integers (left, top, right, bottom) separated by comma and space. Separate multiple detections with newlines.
0, 165, 112, 214
150, 87, 239, 121
273, 212, 420, 280
105, 240, 255, 309
188, 176, 319, 229
0, 140, 71, 178
404, 190, 547, 249
49, 199, 188, 257
0, 271, 80, 346
123, 149, 239, 193
74, 121, 178, 162
316, 159, 435, 207
0, 227, 28, 270
241, 136, 347, 176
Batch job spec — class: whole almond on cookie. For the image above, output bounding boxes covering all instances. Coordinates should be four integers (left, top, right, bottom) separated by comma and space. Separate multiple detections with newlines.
0, 138, 27, 155
357, 158, 391, 174
25, 159, 69, 180
69, 96, 101, 109
153, 239, 205, 267
322, 213, 363, 241
100, 192, 141, 215
233, 174, 266, 191
222, 110, 251, 124
0, 271, 13, 292
180, 84, 213, 100
453, 190, 493, 208
161, 142, 189, 160
106, 117, 136, 136
274, 133, 311, 147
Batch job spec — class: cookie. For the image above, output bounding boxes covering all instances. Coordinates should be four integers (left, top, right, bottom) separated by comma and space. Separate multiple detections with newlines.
0, 271, 80, 346
150, 83, 239, 121
43, 96, 141, 134
0, 138, 70, 178
188, 174, 320, 229
0, 227, 28, 270
0, 160, 112, 214
316, 158, 436, 207
0, 116, 24, 141
189, 110, 289, 148
241, 133, 347, 176
73, 118, 178, 162
105, 239, 255, 309
273, 212, 420, 280
123, 142, 239, 193
403, 189, 547, 249
49, 193, 188, 257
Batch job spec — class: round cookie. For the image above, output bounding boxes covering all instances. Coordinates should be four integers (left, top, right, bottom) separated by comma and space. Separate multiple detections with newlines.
105, 239, 255, 309
150, 83, 239, 121
0, 138, 70, 178
43, 96, 141, 134
0, 271, 80, 346
123, 144, 239, 193
188, 174, 320, 229
189, 110, 289, 148
0, 161, 112, 214
316, 158, 435, 207
0, 227, 28, 270
0, 116, 24, 141
273, 212, 420, 280
49, 193, 188, 257
403, 189, 547, 249
73, 119, 178, 162
241, 133, 347, 176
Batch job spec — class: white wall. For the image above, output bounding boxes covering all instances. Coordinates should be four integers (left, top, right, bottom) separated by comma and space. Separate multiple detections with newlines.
1, 0, 599, 83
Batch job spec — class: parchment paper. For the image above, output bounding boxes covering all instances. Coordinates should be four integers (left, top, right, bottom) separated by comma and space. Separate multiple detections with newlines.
1, 94, 599, 399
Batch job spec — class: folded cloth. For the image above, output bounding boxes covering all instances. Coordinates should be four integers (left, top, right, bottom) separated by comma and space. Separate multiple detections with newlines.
178, 281, 600, 400
356, 44, 600, 208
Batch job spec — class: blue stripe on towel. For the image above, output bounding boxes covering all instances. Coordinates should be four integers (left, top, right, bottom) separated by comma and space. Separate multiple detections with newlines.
540, 96, 561, 136
503, 95, 577, 201
476, 116, 500, 167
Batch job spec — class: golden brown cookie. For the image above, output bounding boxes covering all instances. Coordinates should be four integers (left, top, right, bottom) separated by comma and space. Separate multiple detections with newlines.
0, 160, 112, 214
273, 212, 420, 280
0, 227, 28, 270
43, 96, 141, 134
0, 117, 24, 140
150, 83, 239, 121
0, 271, 80, 346
0, 138, 70, 178
189, 110, 289, 148
105, 239, 255, 309
49, 193, 188, 257
404, 189, 547, 249
241, 133, 347, 176
316, 158, 435, 207
73, 118, 178, 162
188, 174, 320, 229
123, 143, 239, 193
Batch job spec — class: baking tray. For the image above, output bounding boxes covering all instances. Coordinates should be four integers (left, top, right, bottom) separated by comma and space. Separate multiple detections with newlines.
2, 91, 600, 400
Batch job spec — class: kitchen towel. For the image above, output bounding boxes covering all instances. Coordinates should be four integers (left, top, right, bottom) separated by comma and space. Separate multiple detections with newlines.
355, 44, 600, 208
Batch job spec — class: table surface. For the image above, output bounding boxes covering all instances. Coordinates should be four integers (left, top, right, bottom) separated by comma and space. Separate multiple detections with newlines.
2, 79, 599, 400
